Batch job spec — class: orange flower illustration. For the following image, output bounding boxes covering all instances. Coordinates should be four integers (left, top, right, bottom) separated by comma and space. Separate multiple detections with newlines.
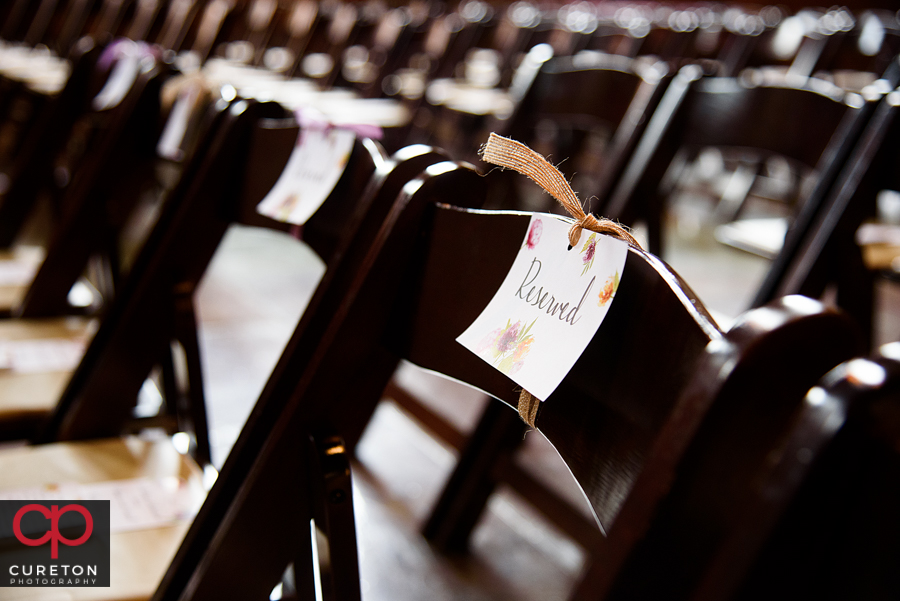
598, 271, 620, 307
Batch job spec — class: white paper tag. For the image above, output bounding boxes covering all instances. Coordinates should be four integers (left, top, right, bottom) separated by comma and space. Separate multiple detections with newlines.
156, 82, 201, 161
255, 128, 355, 225
92, 53, 141, 111
457, 214, 628, 401
0, 477, 200, 533
0, 338, 86, 373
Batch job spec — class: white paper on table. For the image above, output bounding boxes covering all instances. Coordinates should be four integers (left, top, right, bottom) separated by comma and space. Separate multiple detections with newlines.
0, 477, 201, 533
255, 128, 355, 226
0, 338, 86, 373
457, 214, 628, 401
0, 259, 38, 286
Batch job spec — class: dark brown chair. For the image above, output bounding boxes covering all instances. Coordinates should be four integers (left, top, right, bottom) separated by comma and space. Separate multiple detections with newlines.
388, 50, 673, 556
34, 97, 455, 463
603, 65, 874, 290
758, 80, 900, 347
150, 159, 859, 600
724, 345, 900, 601
594, 340, 900, 600
9, 54, 169, 317
492, 51, 670, 210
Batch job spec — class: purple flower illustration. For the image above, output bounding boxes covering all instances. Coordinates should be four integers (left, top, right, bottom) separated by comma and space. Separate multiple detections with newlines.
496, 321, 520, 353
581, 233, 597, 275
477, 318, 537, 375
524, 219, 543, 250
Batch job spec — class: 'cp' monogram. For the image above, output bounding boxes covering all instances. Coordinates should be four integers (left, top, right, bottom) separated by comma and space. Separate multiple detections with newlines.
13, 504, 93, 559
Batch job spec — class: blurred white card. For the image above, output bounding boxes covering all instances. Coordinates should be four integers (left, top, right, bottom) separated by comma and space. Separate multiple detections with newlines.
0, 477, 200, 533
0, 338, 85, 373
256, 128, 355, 225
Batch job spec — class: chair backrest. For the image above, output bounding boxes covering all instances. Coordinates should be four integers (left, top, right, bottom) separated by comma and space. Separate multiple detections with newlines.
151, 157, 862, 600
0, 37, 102, 248
16, 51, 168, 317
501, 51, 669, 208
577, 295, 862, 599
756, 82, 900, 345
380, 207, 720, 528
604, 65, 870, 256
722, 346, 900, 600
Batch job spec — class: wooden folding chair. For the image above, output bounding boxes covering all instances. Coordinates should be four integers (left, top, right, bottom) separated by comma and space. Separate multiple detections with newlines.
5, 53, 169, 317
387, 50, 672, 556
720, 345, 900, 600
602, 64, 879, 312
489, 51, 670, 210
0, 106, 452, 601
150, 158, 860, 601
758, 82, 900, 347
593, 339, 900, 600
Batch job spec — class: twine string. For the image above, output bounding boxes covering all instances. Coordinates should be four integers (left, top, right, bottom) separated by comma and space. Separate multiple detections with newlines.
479, 133, 642, 427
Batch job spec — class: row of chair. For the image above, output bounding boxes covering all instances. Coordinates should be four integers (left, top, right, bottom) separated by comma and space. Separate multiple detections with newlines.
0, 73, 896, 600
383, 41, 900, 601
1, 2, 900, 601
141, 104, 897, 599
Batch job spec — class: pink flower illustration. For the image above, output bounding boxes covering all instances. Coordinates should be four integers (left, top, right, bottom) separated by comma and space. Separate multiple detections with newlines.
525, 219, 543, 250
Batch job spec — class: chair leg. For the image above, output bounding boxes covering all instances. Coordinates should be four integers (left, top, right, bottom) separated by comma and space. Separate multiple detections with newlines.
836, 242, 875, 350
422, 400, 527, 553
712, 159, 761, 224
155, 421, 313, 601
309, 431, 361, 601
173, 288, 212, 466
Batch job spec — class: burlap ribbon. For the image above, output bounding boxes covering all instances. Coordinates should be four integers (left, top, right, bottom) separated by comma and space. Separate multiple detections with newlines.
479, 133, 642, 427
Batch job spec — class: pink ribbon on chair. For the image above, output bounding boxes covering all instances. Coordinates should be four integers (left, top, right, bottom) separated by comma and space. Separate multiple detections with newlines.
294, 107, 383, 140
98, 38, 160, 70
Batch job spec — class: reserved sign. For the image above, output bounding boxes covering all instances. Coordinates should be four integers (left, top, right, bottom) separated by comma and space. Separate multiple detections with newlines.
457, 214, 627, 401
256, 127, 355, 225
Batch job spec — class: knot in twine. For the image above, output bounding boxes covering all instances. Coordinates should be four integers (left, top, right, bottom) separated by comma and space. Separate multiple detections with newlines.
478, 132, 642, 428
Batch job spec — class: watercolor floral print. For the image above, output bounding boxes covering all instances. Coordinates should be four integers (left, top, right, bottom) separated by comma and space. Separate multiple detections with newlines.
524, 218, 543, 249
581, 233, 597, 275
476, 318, 537, 375
598, 270, 620, 307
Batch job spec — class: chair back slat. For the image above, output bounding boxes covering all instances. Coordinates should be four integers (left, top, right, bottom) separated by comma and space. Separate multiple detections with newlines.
18, 59, 167, 317
723, 350, 900, 600
581, 297, 862, 599
396, 206, 719, 527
